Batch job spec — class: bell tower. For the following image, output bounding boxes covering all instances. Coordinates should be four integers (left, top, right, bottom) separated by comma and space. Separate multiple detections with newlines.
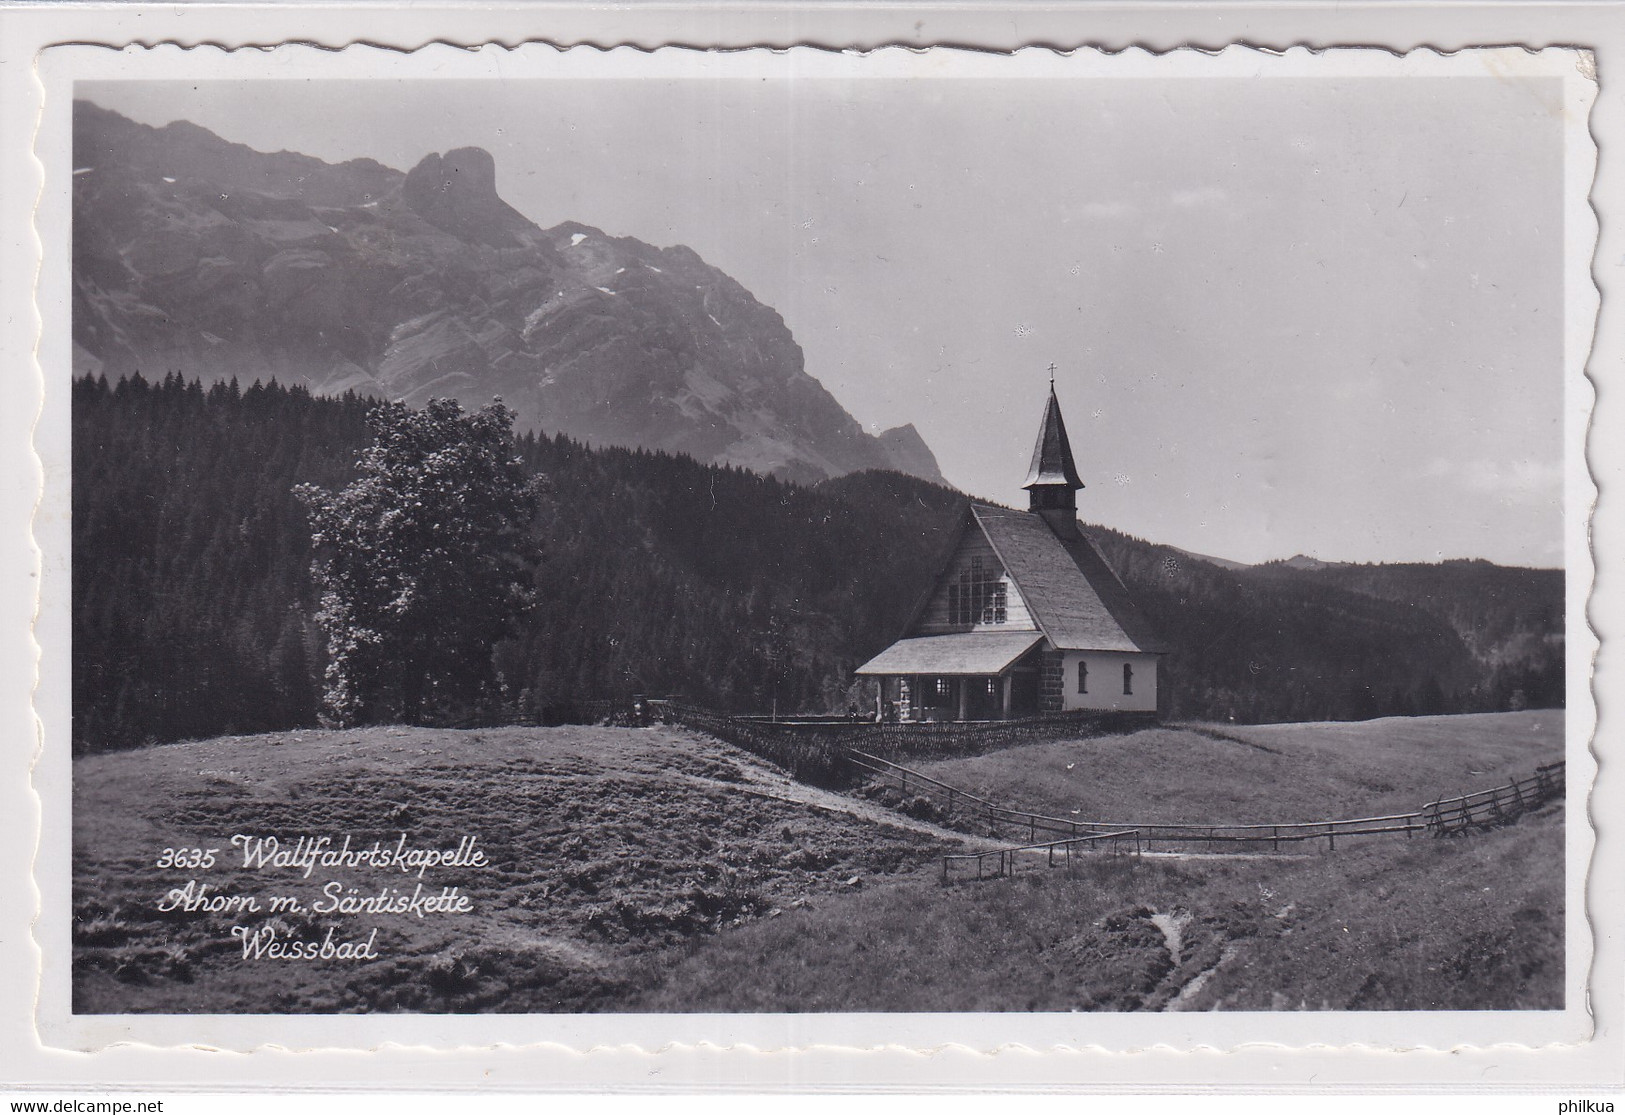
1021, 369, 1084, 540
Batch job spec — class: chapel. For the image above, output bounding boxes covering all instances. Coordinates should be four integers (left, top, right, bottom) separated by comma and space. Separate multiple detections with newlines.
855, 381, 1165, 721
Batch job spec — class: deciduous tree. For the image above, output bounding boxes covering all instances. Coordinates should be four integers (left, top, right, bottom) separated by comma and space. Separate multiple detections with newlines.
297, 398, 542, 725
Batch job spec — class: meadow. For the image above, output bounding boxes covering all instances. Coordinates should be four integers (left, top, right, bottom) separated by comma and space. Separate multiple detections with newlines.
71, 725, 950, 1012
638, 800, 1562, 1012
71, 713, 1567, 1013
908, 711, 1565, 824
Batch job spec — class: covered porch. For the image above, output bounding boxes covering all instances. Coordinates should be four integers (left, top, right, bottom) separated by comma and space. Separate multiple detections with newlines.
855, 632, 1046, 722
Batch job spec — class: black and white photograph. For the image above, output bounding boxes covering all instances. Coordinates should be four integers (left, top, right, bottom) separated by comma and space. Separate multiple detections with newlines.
27, 41, 1597, 1048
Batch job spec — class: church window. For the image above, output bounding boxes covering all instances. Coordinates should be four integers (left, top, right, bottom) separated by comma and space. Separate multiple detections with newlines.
1123, 663, 1134, 695
948, 556, 1007, 625
1077, 661, 1088, 694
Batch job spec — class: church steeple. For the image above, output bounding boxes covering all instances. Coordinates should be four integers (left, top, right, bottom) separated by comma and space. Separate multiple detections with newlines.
1022, 376, 1084, 539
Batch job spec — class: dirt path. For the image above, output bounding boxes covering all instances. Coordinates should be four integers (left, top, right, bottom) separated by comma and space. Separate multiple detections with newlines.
672, 726, 1315, 861
1167, 943, 1239, 1010
1146, 907, 1242, 1011
699, 762, 1005, 851
1149, 909, 1188, 962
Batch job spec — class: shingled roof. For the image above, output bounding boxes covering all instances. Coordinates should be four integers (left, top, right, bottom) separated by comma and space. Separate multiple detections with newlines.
854, 632, 1045, 677
1022, 384, 1084, 491
972, 503, 1166, 654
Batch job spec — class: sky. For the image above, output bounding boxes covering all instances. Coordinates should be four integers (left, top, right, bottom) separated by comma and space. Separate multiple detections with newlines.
83, 71, 1572, 568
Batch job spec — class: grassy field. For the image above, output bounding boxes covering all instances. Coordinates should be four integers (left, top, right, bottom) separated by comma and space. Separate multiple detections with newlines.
901, 711, 1565, 825
635, 798, 1562, 1012
72, 725, 949, 1013
72, 712, 1567, 1013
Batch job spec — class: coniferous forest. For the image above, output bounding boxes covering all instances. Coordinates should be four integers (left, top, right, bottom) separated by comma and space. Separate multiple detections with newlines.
71, 374, 1565, 753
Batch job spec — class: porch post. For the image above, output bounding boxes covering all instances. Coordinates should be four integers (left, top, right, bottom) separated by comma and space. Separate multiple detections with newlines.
1001, 674, 1013, 719
956, 677, 968, 722
875, 678, 885, 722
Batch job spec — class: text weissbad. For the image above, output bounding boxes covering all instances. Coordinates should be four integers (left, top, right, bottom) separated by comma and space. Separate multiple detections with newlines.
231, 924, 382, 961
230, 833, 489, 879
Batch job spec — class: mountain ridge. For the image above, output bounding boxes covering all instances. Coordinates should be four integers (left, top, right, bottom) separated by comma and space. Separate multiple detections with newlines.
71, 100, 945, 485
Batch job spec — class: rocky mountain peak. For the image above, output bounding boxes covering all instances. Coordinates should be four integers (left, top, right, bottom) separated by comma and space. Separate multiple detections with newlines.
875, 424, 944, 485
72, 102, 946, 487
402, 146, 533, 246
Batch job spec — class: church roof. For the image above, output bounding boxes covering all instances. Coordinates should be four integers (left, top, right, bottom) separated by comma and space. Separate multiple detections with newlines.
854, 631, 1045, 677
1021, 384, 1084, 491
972, 504, 1166, 654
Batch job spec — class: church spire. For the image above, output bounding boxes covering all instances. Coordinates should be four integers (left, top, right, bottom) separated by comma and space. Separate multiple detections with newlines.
1022, 378, 1084, 538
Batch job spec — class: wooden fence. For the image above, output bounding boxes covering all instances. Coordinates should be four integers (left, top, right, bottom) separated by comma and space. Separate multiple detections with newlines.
1424, 764, 1566, 835
851, 750, 1566, 856
440, 704, 1564, 855
941, 828, 1142, 880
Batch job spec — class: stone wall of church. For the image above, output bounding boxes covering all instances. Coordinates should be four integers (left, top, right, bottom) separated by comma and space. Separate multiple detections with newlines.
1039, 651, 1065, 712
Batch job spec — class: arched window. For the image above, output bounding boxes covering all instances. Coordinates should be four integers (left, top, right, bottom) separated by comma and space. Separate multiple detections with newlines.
1077, 660, 1088, 694
1123, 662, 1134, 695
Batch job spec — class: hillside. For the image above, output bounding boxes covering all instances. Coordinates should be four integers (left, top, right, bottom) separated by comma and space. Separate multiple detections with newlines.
1089, 526, 1565, 721
902, 711, 1565, 825
74, 716, 1565, 1013
72, 724, 958, 1013
1256, 558, 1565, 705
70, 374, 965, 751
638, 800, 1562, 1012
71, 100, 942, 485
72, 375, 1566, 752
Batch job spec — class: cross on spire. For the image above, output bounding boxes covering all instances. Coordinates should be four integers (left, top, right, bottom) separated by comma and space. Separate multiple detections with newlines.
1047, 361, 1057, 385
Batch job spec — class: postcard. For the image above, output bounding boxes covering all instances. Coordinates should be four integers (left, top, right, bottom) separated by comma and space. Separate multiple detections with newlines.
13, 36, 1608, 1077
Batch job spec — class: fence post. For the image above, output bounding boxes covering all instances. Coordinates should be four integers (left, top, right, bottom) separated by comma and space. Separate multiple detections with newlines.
1272, 825, 1279, 853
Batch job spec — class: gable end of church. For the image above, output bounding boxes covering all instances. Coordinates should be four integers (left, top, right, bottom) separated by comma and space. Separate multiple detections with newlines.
855, 376, 1165, 721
